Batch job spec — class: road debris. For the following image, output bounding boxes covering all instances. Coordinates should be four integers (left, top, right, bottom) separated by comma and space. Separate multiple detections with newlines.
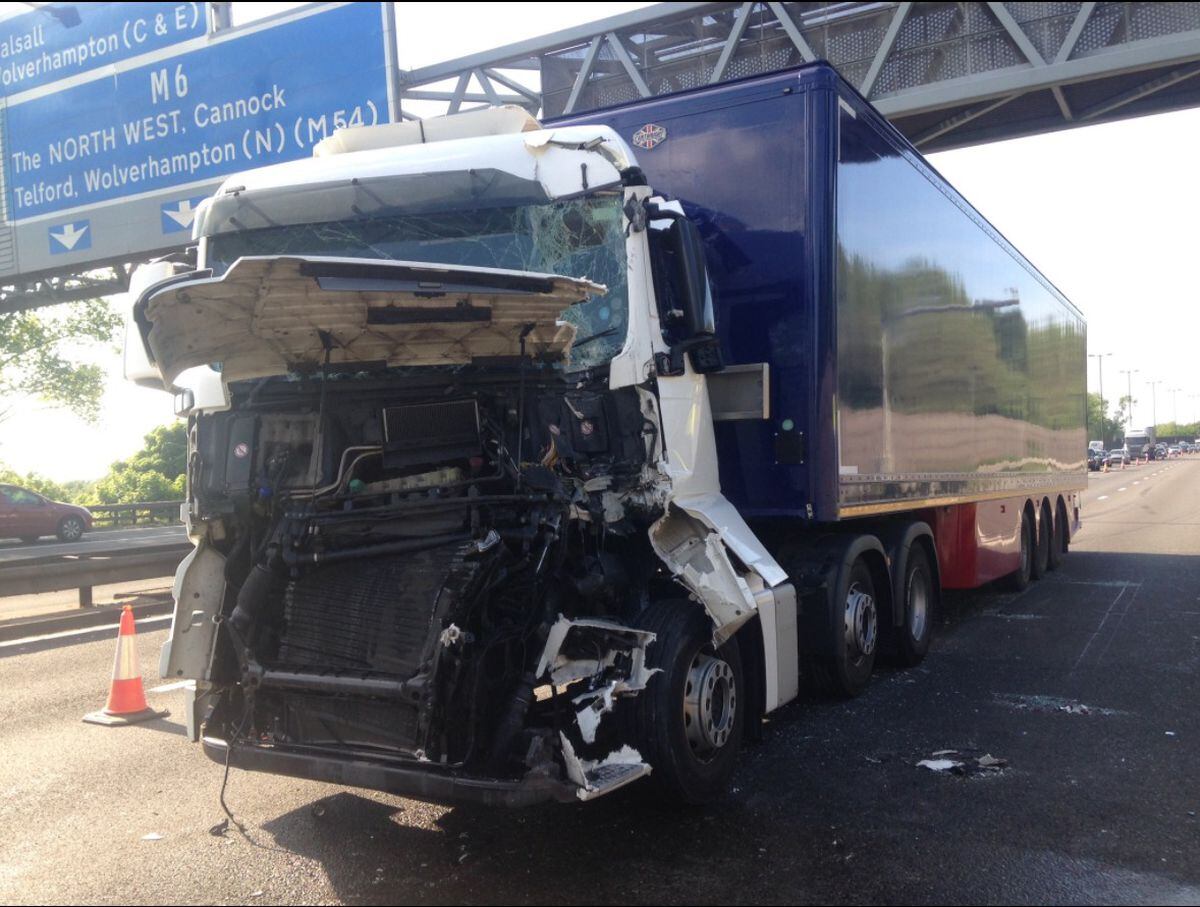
917, 758, 963, 773
917, 750, 1008, 777
994, 693, 1123, 716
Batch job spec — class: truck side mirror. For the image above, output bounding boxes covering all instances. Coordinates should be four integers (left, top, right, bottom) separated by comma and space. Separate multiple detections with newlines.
646, 201, 721, 373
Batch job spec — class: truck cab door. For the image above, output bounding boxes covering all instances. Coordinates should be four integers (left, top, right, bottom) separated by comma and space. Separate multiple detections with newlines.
642, 201, 799, 712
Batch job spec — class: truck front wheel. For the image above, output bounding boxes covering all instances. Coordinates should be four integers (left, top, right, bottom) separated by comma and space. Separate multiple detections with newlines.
627, 600, 744, 805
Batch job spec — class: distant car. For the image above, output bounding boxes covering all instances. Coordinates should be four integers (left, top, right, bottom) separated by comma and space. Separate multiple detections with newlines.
1169, 445, 1182, 458
1107, 449, 1130, 467
0, 484, 92, 543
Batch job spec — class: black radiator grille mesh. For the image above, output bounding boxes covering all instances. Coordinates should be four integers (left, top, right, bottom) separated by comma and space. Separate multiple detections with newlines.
277, 545, 463, 677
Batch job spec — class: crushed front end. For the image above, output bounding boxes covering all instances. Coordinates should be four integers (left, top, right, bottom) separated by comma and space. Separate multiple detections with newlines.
181, 366, 668, 804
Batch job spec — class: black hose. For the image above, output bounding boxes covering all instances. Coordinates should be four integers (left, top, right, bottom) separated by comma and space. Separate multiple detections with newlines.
227, 562, 276, 637
281, 531, 470, 566
292, 494, 556, 521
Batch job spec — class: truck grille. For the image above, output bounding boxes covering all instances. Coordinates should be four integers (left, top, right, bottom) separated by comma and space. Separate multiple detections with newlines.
277, 544, 464, 677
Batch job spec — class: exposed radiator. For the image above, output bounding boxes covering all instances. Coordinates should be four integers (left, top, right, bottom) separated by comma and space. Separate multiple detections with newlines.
277, 543, 465, 677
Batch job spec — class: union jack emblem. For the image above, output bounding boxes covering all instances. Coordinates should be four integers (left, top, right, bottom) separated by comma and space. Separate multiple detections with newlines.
632, 123, 667, 150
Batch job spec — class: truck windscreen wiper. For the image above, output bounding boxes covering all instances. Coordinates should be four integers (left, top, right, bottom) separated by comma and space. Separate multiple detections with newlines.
570, 326, 618, 349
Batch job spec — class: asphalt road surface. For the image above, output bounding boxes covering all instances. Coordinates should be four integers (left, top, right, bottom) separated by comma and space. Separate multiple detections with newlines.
1, 460, 1198, 905
0, 524, 187, 564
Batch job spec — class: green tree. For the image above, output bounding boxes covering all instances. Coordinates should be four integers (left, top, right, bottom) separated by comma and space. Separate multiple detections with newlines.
1087, 392, 1125, 449
0, 464, 71, 501
0, 300, 123, 422
82, 422, 187, 505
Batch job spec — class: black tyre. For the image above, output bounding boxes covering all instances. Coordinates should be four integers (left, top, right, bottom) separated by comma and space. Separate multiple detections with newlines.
1031, 503, 1051, 580
1047, 503, 1067, 571
1002, 510, 1033, 592
812, 557, 878, 698
57, 515, 85, 542
892, 545, 936, 668
627, 600, 744, 805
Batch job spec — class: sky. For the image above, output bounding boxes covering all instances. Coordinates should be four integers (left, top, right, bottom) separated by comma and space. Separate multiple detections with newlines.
1, 1, 1198, 480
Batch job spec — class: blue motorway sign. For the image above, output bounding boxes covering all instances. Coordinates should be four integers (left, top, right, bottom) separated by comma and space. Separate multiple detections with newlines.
0, 3, 207, 95
0, 2, 396, 279
6, 2, 392, 223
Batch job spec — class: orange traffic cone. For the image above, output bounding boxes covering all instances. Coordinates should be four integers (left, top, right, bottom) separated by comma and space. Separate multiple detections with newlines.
83, 605, 169, 726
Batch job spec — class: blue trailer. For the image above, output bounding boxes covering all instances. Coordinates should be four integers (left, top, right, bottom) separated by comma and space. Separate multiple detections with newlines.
129, 62, 1086, 806
555, 63, 1086, 526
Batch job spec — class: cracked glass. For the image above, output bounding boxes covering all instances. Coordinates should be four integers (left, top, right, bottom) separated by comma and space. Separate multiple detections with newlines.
207, 193, 629, 371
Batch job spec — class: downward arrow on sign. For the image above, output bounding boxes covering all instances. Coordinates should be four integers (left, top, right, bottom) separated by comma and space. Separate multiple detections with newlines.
50, 222, 88, 250
164, 199, 197, 229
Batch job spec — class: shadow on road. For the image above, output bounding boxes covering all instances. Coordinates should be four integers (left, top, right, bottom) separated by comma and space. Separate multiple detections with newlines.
240, 550, 1200, 903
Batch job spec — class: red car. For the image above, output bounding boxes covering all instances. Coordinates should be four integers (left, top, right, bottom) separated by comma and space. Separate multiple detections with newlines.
0, 484, 92, 543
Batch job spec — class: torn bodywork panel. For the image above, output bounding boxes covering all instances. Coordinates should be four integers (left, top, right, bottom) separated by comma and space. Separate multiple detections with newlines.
536, 616, 658, 745
560, 735, 652, 801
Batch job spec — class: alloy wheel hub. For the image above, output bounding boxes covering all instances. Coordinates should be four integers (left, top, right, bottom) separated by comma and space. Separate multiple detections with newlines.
683, 653, 737, 756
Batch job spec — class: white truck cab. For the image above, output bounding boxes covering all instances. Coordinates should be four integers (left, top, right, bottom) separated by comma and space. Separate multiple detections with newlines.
127, 106, 794, 805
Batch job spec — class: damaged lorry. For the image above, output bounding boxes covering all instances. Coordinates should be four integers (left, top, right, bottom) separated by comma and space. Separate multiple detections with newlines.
126, 63, 1086, 806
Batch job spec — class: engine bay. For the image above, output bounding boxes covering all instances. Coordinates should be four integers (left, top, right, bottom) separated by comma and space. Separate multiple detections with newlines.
193, 366, 671, 790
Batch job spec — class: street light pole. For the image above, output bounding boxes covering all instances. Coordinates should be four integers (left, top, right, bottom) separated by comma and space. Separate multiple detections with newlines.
1088, 352, 1111, 443
1120, 368, 1138, 431
1148, 378, 1162, 436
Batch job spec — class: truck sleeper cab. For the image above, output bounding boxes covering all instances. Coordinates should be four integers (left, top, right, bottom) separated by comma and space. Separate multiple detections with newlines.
129, 63, 1085, 807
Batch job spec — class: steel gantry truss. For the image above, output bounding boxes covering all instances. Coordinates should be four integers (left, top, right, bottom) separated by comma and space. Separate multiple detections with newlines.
396, 2, 1200, 150
6, 1, 1200, 313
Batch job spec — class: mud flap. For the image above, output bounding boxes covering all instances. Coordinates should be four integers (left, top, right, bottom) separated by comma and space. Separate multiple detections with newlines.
649, 498, 798, 710
159, 540, 226, 682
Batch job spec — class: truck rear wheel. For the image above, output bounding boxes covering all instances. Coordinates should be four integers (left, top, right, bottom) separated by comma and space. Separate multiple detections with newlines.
893, 545, 936, 667
1047, 502, 1067, 570
813, 557, 878, 697
626, 600, 744, 805
1002, 510, 1033, 592
1031, 502, 1051, 580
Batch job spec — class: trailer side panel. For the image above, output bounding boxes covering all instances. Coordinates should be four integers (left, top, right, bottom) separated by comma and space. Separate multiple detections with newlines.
834, 91, 1087, 517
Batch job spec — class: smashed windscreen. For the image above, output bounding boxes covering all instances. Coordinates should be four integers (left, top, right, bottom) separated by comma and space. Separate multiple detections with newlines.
206, 193, 629, 371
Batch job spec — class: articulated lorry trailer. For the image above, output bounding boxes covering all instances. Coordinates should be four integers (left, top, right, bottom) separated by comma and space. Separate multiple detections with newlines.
126, 62, 1086, 806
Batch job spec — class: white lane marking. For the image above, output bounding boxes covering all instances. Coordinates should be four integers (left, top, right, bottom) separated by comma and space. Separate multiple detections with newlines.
0, 615, 171, 650
1071, 583, 1135, 674
1133, 481, 1141, 485
1058, 580, 1139, 588
1097, 495, 1109, 501
1118, 487, 1127, 492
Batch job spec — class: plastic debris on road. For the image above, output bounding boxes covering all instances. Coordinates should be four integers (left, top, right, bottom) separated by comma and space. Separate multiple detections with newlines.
917, 750, 1009, 776
917, 758, 963, 772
